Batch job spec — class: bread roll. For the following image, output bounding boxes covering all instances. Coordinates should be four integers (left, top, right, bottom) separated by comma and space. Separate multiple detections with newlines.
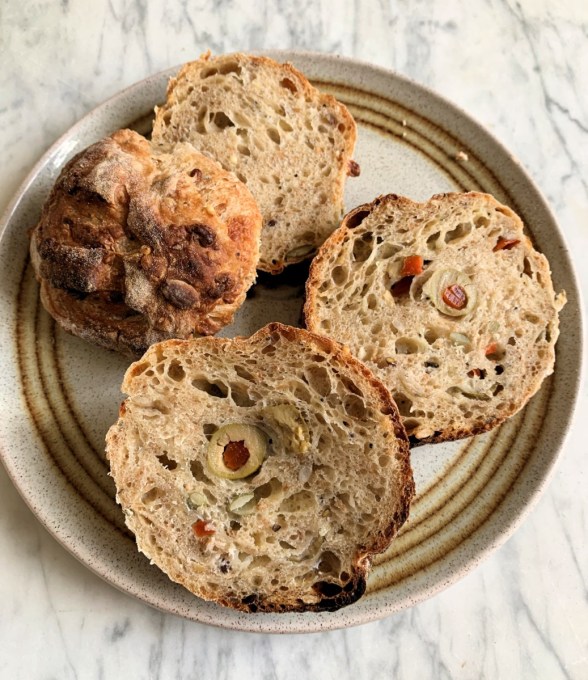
30, 129, 261, 356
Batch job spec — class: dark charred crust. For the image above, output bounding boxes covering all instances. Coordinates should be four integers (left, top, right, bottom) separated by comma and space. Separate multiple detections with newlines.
187, 223, 217, 248
205, 273, 233, 300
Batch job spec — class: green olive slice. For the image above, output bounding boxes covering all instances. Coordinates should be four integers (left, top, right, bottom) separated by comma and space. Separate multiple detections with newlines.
207, 423, 267, 480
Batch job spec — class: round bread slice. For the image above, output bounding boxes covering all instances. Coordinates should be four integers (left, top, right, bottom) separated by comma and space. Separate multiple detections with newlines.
151, 52, 358, 274
304, 192, 566, 445
30, 129, 261, 356
105, 323, 414, 613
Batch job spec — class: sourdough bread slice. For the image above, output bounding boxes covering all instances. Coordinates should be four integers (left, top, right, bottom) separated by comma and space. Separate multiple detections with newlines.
304, 192, 566, 444
152, 52, 358, 274
105, 323, 414, 612
30, 129, 261, 356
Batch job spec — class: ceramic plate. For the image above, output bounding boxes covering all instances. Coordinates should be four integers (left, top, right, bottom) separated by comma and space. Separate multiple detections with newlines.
0, 51, 582, 633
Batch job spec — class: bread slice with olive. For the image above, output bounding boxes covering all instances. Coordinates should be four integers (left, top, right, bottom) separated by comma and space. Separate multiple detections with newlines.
151, 51, 359, 274
105, 322, 414, 613
304, 192, 566, 444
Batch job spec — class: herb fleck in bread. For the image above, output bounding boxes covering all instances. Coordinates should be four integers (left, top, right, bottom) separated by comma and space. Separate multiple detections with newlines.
30, 129, 261, 356
105, 323, 414, 612
304, 192, 566, 444
152, 52, 358, 274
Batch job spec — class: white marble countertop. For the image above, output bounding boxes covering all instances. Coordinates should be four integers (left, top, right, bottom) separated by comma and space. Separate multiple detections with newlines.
1, 1, 587, 678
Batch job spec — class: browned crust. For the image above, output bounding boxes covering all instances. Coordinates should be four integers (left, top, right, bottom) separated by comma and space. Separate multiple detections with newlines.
113, 322, 414, 613
304, 192, 562, 446
30, 129, 262, 356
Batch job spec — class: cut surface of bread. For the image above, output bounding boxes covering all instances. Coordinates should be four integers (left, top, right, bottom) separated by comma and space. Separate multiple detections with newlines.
152, 52, 358, 274
106, 323, 414, 612
304, 192, 566, 444
30, 129, 261, 356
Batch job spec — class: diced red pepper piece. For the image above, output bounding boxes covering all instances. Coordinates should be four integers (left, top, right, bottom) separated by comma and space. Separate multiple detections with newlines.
400, 255, 424, 277
192, 520, 215, 537
493, 238, 520, 252
485, 342, 498, 357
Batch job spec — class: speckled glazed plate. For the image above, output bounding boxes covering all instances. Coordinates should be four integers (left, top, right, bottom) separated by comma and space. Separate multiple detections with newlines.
0, 51, 582, 633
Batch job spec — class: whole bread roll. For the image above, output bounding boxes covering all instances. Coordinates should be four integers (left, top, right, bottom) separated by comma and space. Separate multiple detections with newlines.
30, 129, 261, 356
304, 192, 566, 444
152, 52, 358, 274
106, 323, 414, 612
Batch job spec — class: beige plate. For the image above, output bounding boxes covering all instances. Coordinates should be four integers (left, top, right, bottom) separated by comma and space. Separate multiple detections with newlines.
0, 51, 583, 634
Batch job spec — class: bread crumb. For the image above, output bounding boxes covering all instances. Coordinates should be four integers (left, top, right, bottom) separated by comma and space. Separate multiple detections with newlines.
401, 119, 407, 127
455, 151, 469, 162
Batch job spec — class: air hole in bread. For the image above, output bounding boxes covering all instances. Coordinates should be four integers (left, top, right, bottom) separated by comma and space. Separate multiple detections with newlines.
191, 377, 229, 398
190, 460, 209, 483
237, 144, 251, 157
235, 171, 247, 184
393, 392, 413, 417
343, 395, 368, 420
444, 221, 472, 243
167, 360, 185, 382
234, 365, 255, 382
254, 478, 283, 500
475, 214, 490, 228
157, 452, 178, 470
267, 127, 281, 144
403, 418, 421, 434
377, 454, 391, 468
212, 111, 236, 130
141, 487, 163, 504
278, 118, 294, 132
523, 312, 541, 324
261, 342, 277, 356
279, 490, 317, 514
352, 233, 373, 262
395, 337, 426, 354
492, 384, 504, 396
148, 399, 169, 414
280, 77, 298, 94
426, 230, 441, 249
231, 386, 256, 408
313, 581, 344, 598
346, 210, 370, 230
317, 551, 341, 577
200, 67, 219, 79
447, 386, 490, 401
304, 365, 332, 397
131, 361, 150, 377
313, 463, 336, 482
